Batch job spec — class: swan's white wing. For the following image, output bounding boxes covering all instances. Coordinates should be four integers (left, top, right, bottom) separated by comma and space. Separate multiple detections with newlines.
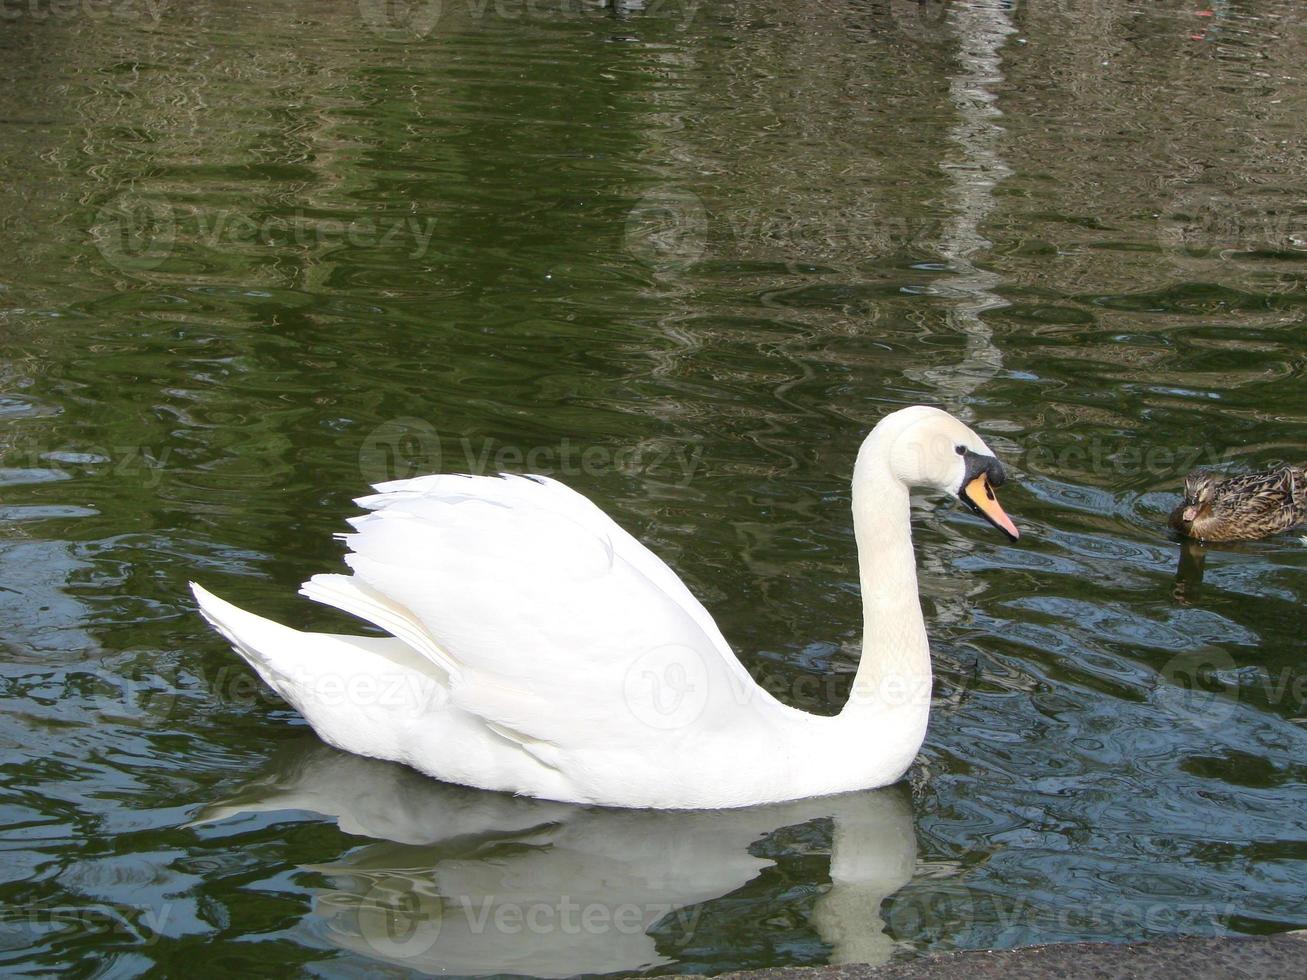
302, 475, 789, 761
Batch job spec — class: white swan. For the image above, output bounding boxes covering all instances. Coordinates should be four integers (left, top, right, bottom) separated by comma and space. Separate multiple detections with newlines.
192, 405, 1018, 809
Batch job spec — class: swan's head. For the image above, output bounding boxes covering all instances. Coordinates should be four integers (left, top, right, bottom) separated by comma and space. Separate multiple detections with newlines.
868, 405, 1020, 542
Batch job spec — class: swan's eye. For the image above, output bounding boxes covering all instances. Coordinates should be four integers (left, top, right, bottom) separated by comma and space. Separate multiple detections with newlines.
955, 445, 966, 455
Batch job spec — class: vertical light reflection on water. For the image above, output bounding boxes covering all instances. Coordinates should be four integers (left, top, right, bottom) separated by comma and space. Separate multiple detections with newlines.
910, 0, 1017, 632
911, 0, 1015, 412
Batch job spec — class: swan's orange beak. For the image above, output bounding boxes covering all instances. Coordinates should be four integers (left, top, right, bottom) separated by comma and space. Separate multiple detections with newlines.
962, 474, 1019, 542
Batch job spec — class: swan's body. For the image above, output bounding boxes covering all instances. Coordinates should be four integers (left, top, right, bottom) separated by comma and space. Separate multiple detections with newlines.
193, 406, 1018, 809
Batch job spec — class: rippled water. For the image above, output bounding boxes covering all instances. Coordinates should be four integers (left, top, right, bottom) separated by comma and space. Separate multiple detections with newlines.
2, 0, 1307, 974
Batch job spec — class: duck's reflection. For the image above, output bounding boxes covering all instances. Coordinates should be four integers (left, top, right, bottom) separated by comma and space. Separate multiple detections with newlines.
196, 740, 917, 977
1172, 539, 1208, 604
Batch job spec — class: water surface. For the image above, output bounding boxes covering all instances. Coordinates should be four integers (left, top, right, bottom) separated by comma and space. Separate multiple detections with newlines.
2, 0, 1307, 974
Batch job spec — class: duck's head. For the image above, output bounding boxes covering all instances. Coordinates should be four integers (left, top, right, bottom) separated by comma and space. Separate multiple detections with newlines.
1170, 470, 1218, 532
868, 406, 1020, 542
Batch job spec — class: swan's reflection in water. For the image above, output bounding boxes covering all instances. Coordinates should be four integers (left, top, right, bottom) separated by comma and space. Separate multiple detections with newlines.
196, 739, 917, 976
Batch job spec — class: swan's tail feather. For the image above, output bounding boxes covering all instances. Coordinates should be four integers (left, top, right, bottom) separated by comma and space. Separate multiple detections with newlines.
191, 581, 420, 695
191, 583, 454, 771
190, 582, 311, 701
299, 573, 456, 680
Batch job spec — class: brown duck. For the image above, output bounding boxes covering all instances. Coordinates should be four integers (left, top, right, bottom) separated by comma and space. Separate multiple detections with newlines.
1169, 465, 1307, 542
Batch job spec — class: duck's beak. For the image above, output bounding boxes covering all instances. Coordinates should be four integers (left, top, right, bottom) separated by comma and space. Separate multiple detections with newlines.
961, 474, 1020, 542
1168, 502, 1200, 533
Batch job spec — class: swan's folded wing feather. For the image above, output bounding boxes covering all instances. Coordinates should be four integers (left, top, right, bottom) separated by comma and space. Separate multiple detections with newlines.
363, 475, 743, 670
306, 474, 786, 750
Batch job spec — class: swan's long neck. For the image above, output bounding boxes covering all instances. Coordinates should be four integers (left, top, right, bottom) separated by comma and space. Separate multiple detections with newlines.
843, 429, 931, 723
